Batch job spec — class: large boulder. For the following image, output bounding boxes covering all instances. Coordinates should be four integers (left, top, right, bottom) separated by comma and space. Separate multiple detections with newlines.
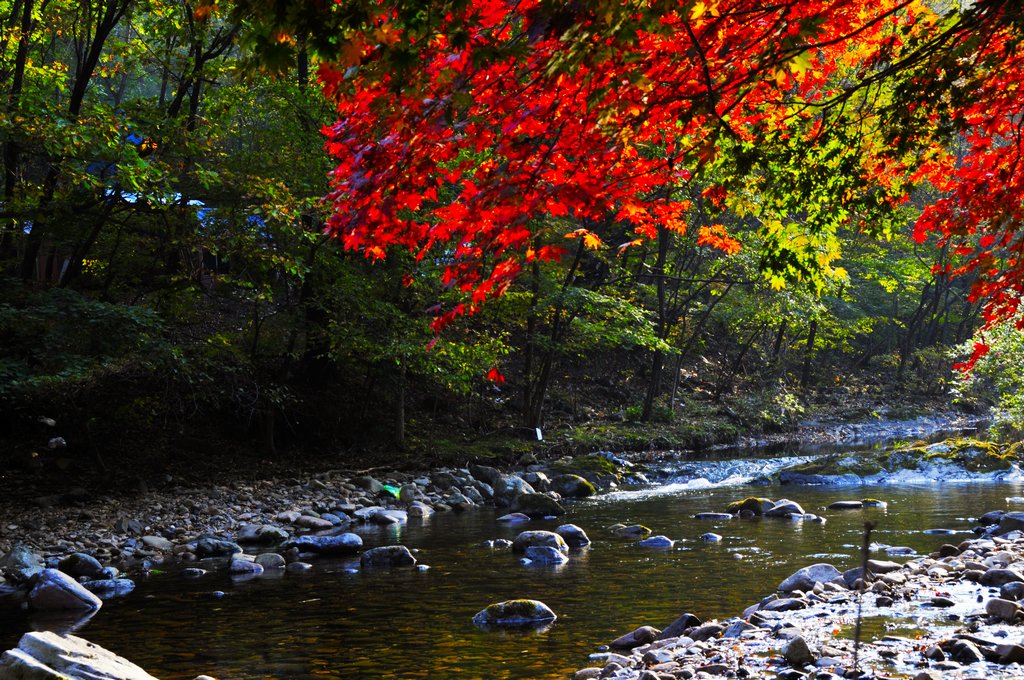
725, 497, 773, 515
469, 464, 502, 486
360, 546, 417, 569
510, 493, 565, 518
550, 474, 597, 498
511, 531, 569, 555
27, 569, 102, 611
472, 599, 556, 627
0, 631, 158, 680
765, 499, 805, 518
778, 563, 844, 593
1, 544, 45, 583
996, 512, 1024, 536
284, 533, 362, 556
610, 625, 660, 650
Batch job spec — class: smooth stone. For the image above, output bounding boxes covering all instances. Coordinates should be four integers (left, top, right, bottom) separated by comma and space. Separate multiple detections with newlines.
512, 531, 569, 555
360, 545, 417, 569
510, 493, 565, 518
140, 535, 174, 552
1, 544, 45, 583
693, 513, 733, 521
472, 599, 556, 627
407, 501, 434, 517
827, 501, 863, 510
195, 537, 242, 558
555, 524, 592, 548
610, 524, 652, 539
657, 613, 702, 640
0, 631, 157, 679
228, 558, 264, 575
699, 533, 722, 542
610, 625, 660, 650
283, 533, 362, 556
524, 546, 569, 565
235, 524, 290, 544
57, 553, 104, 579
27, 569, 102, 611
778, 563, 843, 593
782, 635, 815, 666
980, 567, 1024, 586
83, 579, 136, 598
866, 559, 902, 574
254, 553, 286, 570
986, 597, 1021, 622
285, 562, 313, 573
497, 513, 532, 523
765, 499, 805, 518
1000, 581, 1024, 601
638, 535, 674, 548
996, 643, 1024, 664
293, 515, 334, 531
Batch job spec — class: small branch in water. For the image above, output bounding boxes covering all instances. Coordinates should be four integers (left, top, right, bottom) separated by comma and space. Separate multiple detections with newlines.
853, 520, 876, 674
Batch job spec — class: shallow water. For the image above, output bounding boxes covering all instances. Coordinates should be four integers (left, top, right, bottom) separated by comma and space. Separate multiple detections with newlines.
3, 460, 1021, 679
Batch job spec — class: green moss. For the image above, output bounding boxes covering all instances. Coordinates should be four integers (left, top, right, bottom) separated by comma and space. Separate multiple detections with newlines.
784, 454, 885, 478
726, 497, 772, 515
550, 454, 617, 477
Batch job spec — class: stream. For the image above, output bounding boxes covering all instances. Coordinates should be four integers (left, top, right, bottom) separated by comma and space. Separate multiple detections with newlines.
2, 441, 1018, 679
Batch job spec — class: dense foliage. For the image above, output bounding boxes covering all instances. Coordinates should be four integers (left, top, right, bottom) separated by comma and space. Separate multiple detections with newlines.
0, 0, 1016, 474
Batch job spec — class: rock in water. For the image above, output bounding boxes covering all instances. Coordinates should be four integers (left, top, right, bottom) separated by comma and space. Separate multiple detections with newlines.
283, 533, 362, 556
0, 631, 158, 680
472, 599, 556, 627
549, 474, 597, 498
609, 625, 660, 650
0, 544, 45, 583
555, 524, 591, 548
778, 563, 843, 593
511, 531, 569, 554
360, 546, 417, 569
27, 569, 102, 611
524, 546, 569, 565
510, 493, 565, 518
638, 535, 675, 548
57, 553, 104, 579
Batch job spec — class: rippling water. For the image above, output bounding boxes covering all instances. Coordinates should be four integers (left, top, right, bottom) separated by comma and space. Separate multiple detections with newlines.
3, 454, 1020, 679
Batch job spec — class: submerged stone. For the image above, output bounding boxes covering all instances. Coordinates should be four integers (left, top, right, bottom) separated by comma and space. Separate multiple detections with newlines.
472, 599, 556, 627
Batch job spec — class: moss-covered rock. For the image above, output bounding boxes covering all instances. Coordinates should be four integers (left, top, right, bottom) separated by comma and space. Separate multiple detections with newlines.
608, 523, 652, 539
511, 530, 569, 554
510, 493, 565, 518
550, 474, 597, 498
725, 497, 773, 515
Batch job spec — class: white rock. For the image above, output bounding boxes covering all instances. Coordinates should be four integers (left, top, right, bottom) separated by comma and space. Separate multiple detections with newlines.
0, 631, 157, 679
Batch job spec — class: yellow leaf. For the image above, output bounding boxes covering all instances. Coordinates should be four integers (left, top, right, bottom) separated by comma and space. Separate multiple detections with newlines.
690, 2, 706, 20
583, 232, 602, 250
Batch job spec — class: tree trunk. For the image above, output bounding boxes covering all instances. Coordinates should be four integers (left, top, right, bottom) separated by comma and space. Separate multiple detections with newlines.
800, 318, 818, 390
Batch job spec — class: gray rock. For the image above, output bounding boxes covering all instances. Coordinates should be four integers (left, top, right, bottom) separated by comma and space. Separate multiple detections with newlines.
699, 533, 722, 542
1, 544, 45, 583
351, 476, 384, 494
57, 553, 104, 579
286, 561, 313, 573
951, 639, 985, 664
293, 515, 334, 531
512, 531, 569, 555
555, 524, 591, 548
284, 533, 362, 556
407, 501, 434, 518
510, 493, 565, 518
195, 537, 242, 558
638, 535, 674, 548
688, 623, 725, 641
27, 569, 102, 611
610, 625, 660, 650
765, 499, 805, 518
469, 464, 502, 486
980, 567, 1024, 586
140, 535, 174, 552
494, 475, 536, 502
1000, 581, 1024, 601
235, 524, 290, 545
995, 511, 1024, 535
0, 631, 157, 679
866, 559, 902, 574
996, 643, 1024, 664
228, 558, 264, 575
778, 563, 843, 593
398, 484, 419, 504
610, 524, 652, 539
694, 513, 734, 520
782, 635, 815, 666
472, 599, 556, 627
360, 545, 417, 569
723, 619, 757, 637
827, 501, 863, 510
657, 612, 701, 640
986, 597, 1021, 622
524, 546, 569, 565
83, 579, 136, 598
254, 553, 286, 570
497, 512, 532, 523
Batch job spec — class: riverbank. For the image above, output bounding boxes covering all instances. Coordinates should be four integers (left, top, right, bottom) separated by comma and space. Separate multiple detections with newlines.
571, 516, 1024, 679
